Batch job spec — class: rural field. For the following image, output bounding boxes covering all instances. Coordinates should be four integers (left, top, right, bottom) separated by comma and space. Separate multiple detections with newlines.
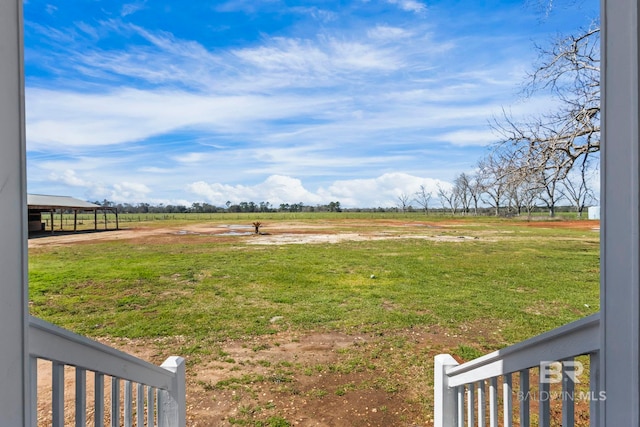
28, 213, 600, 426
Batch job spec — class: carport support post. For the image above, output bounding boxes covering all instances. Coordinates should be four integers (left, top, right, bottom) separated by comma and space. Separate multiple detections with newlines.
0, 0, 30, 424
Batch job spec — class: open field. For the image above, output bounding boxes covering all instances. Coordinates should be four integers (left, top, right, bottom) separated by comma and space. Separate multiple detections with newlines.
28, 214, 600, 426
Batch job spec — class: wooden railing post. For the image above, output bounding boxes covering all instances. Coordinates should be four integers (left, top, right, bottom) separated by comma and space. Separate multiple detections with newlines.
158, 356, 186, 427
434, 354, 459, 427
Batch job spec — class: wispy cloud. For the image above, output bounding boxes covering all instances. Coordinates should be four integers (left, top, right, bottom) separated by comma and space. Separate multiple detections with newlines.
386, 0, 426, 14
121, 1, 147, 17
367, 25, 414, 40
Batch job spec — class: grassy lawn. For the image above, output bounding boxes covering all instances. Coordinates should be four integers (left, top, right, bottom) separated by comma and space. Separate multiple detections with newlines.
28, 214, 600, 425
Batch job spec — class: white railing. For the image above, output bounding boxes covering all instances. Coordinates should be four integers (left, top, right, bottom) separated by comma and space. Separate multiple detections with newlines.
28, 316, 185, 427
434, 313, 600, 427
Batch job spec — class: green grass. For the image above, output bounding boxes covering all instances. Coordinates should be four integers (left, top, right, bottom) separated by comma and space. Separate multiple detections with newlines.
29, 216, 599, 345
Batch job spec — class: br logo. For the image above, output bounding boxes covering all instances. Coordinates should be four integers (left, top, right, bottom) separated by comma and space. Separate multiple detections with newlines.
540, 361, 584, 384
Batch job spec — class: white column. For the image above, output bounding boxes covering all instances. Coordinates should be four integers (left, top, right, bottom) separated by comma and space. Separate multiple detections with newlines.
159, 356, 186, 427
434, 354, 459, 427
0, 0, 28, 426
601, 0, 640, 424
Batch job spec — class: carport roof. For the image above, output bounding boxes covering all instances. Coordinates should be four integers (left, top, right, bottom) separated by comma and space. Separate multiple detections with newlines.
27, 194, 102, 210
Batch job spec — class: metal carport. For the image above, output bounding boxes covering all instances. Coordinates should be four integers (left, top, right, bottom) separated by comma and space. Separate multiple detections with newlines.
27, 194, 119, 233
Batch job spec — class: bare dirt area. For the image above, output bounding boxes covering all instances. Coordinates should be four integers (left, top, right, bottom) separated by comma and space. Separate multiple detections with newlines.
521, 218, 600, 230
36, 327, 465, 427
28, 219, 486, 249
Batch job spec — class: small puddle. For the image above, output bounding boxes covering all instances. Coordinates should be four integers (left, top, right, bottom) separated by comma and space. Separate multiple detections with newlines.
174, 224, 256, 236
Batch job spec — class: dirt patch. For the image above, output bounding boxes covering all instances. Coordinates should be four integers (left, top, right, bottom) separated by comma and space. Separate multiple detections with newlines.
522, 219, 600, 230
36, 328, 468, 427
28, 221, 486, 249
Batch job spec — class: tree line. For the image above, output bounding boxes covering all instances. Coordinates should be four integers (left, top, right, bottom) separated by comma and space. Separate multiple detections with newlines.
94, 200, 343, 214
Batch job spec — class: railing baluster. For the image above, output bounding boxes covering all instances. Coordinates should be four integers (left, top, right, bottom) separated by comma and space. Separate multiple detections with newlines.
158, 387, 165, 427
75, 368, 86, 427
29, 357, 38, 427
125, 380, 133, 427
148, 386, 155, 427
589, 351, 601, 427
477, 381, 485, 427
52, 361, 64, 427
562, 360, 575, 427
112, 377, 120, 427
457, 386, 465, 427
519, 369, 530, 427
489, 377, 498, 427
95, 372, 104, 426
137, 383, 145, 427
467, 383, 475, 427
539, 364, 551, 427
503, 374, 513, 427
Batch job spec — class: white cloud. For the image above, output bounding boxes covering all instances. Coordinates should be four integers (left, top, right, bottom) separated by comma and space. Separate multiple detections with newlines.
232, 38, 330, 74
44, 167, 153, 204
386, 0, 426, 13
290, 7, 338, 22
48, 169, 88, 187
121, 2, 147, 17
232, 36, 402, 75
187, 175, 325, 206
185, 173, 450, 208
111, 182, 152, 201
173, 152, 209, 164
439, 129, 500, 147
321, 173, 446, 207
367, 25, 413, 40
25, 87, 341, 149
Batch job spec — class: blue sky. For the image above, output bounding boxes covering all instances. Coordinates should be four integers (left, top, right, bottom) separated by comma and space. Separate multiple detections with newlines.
23, 0, 599, 208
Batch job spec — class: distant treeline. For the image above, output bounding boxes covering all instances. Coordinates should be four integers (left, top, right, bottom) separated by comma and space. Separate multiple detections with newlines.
91, 199, 588, 217
93, 200, 344, 214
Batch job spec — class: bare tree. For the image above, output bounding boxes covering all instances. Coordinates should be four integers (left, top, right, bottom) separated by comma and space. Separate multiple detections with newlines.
468, 173, 483, 216
478, 155, 508, 216
501, 158, 543, 218
492, 23, 600, 201
397, 193, 411, 213
560, 154, 597, 218
414, 185, 432, 215
437, 185, 460, 215
520, 178, 544, 220
545, 160, 568, 217
453, 173, 473, 215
